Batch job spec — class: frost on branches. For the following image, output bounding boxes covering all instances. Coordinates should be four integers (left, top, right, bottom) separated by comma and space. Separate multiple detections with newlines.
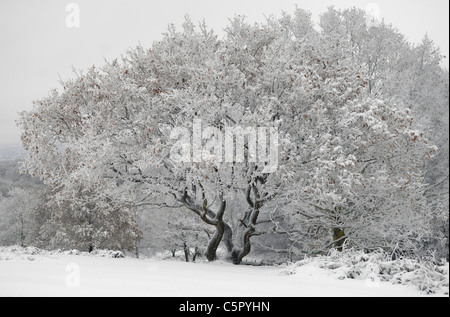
18, 9, 441, 262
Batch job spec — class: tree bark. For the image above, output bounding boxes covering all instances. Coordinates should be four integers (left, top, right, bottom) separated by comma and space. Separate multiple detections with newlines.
231, 226, 255, 264
205, 221, 224, 261
179, 191, 231, 262
230, 185, 263, 264
183, 242, 190, 262
205, 219, 234, 261
192, 247, 199, 262
333, 228, 346, 252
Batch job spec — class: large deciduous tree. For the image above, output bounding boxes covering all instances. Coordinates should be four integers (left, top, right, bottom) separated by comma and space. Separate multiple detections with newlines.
19, 10, 438, 262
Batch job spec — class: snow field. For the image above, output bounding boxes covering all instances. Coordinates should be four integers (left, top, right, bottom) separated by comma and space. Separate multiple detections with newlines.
1, 247, 446, 297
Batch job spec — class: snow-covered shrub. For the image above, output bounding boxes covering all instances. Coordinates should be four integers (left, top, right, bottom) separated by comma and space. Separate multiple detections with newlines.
283, 249, 449, 295
0, 246, 46, 260
89, 249, 125, 258
0, 246, 126, 261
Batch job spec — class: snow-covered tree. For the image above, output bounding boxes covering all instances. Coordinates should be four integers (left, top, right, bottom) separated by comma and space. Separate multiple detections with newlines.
38, 188, 141, 252
18, 10, 440, 263
0, 188, 39, 247
165, 210, 211, 262
319, 8, 449, 258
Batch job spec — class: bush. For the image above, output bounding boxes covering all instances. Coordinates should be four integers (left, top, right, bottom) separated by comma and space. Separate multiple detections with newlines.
283, 249, 449, 295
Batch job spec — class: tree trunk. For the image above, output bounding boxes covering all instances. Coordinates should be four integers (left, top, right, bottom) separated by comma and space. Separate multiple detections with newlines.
231, 226, 255, 264
180, 192, 232, 262
183, 242, 190, 262
228, 183, 268, 265
20, 216, 25, 247
230, 194, 262, 264
222, 222, 234, 253
192, 247, 199, 262
135, 238, 140, 258
205, 221, 225, 261
203, 219, 235, 261
333, 228, 346, 252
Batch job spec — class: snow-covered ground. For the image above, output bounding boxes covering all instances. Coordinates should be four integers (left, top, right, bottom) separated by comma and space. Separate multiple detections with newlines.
0, 247, 447, 297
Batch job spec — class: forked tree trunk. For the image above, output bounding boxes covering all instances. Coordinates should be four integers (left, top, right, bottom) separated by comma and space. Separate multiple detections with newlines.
180, 185, 263, 265
204, 219, 235, 261
180, 191, 232, 262
230, 190, 262, 265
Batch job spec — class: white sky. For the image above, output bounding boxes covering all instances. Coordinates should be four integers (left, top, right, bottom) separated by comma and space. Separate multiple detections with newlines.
0, 0, 448, 145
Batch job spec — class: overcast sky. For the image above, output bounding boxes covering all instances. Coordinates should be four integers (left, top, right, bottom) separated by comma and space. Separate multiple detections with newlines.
0, 0, 448, 146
